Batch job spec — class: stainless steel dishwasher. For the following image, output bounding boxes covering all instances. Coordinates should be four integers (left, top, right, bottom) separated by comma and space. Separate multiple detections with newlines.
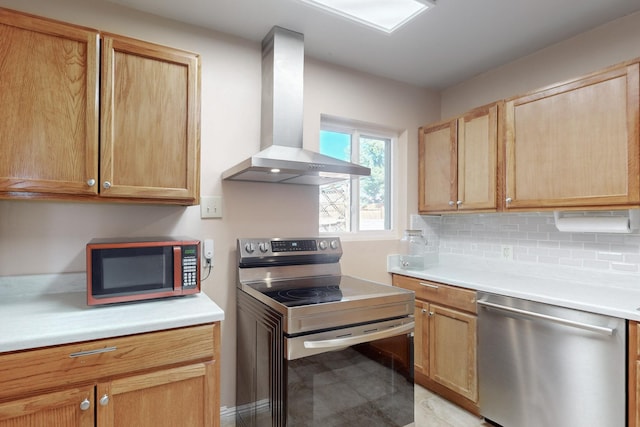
477, 292, 626, 427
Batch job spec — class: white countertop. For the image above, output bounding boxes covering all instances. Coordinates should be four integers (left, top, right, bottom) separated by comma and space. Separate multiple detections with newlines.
388, 254, 640, 321
0, 273, 225, 353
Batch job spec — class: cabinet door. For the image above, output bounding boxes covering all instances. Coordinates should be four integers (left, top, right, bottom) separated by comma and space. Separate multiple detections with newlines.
100, 34, 200, 203
504, 63, 640, 209
414, 301, 429, 377
0, 8, 99, 196
428, 304, 478, 402
0, 386, 94, 427
96, 362, 216, 427
457, 104, 498, 211
419, 120, 457, 212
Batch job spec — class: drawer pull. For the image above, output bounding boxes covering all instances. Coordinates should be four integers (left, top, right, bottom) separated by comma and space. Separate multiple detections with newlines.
80, 398, 91, 411
419, 282, 439, 290
100, 394, 110, 406
69, 346, 117, 358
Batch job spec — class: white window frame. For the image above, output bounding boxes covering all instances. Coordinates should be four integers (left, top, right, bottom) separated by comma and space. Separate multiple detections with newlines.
319, 116, 397, 240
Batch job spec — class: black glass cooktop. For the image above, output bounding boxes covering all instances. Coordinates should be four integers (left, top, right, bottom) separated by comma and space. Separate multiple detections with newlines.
246, 275, 412, 309
263, 285, 343, 307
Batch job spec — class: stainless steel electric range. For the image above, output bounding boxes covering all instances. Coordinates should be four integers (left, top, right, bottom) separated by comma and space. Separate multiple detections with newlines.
236, 237, 415, 427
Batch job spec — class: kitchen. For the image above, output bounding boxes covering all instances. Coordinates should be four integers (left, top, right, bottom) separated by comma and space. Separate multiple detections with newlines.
1, 0, 640, 425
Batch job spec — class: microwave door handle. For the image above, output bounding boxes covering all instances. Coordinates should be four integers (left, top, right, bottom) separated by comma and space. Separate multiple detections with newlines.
173, 246, 182, 291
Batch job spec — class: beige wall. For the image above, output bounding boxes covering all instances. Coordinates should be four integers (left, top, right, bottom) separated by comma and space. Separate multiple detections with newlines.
0, 0, 438, 408
441, 10, 640, 118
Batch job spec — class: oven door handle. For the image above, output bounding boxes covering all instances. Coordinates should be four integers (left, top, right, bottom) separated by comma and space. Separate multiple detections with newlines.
303, 321, 415, 350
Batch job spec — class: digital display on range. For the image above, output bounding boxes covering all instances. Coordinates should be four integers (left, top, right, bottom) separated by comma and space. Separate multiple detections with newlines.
271, 240, 317, 252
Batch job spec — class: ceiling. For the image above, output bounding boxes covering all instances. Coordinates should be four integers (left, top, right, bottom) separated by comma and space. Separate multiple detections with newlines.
104, 0, 640, 89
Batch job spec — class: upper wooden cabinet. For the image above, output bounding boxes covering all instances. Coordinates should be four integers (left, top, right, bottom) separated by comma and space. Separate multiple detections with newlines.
0, 8, 99, 197
419, 103, 499, 213
0, 8, 200, 205
100, 34, 200, 203
504, 62, 640, 210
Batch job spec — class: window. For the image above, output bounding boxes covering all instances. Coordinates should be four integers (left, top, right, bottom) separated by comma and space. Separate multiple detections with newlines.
319, 119, 393, 234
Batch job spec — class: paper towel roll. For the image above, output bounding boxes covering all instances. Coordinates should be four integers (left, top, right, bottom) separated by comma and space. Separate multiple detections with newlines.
553, 212, 631, 233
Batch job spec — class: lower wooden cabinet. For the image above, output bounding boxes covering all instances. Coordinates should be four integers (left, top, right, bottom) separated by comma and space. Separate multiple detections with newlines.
96, 362, 216, 427
0, 323, 220, 427
0, 386, 95, 427
393, 274, 478, 415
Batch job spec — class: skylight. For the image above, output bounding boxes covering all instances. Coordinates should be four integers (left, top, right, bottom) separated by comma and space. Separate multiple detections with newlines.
299, 0, 435, 34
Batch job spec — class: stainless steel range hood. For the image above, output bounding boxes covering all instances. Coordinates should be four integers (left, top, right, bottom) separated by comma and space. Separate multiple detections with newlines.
222, 26, 371, 185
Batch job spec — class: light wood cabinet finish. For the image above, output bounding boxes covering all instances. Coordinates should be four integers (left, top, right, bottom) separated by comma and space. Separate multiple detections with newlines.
392, 274, 479, 414
100, 34, 200, 203
0, 8, 201, 205
504, 62, 640, 210
0, 8, 99, 196
414, 301, 429, 377
97, 363, 215, 427
419, 120, 457, 212
0, 323, 220, 427
419, 103, 498, 213
428, 304, 477, 402
392, 274, 477, 314
0, 386, 94, 427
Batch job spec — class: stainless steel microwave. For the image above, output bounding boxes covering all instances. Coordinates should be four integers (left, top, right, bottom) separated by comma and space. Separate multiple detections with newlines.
86, 237, 200, 306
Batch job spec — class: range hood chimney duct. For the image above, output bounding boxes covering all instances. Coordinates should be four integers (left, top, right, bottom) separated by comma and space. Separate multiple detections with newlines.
222, 26, 371, 185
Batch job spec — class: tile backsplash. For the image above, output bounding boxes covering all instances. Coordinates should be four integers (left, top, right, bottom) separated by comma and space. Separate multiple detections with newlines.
411, 211, 640, 273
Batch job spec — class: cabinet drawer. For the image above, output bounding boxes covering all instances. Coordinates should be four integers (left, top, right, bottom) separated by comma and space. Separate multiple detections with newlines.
0, 323, 216, 401
392, 275, 476, 314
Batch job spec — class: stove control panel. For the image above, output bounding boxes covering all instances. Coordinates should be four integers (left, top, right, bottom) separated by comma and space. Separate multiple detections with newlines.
238, 237, 342, 263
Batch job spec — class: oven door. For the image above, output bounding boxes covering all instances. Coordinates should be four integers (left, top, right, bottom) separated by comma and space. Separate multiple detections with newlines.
285, 318, 415, 427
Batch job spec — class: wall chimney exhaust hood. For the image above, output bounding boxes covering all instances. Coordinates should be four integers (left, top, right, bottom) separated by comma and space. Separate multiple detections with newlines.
222, 26, 371, 185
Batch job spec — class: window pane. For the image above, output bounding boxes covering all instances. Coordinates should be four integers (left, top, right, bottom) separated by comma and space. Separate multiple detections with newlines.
359, 137, 388, 231
320, 180, 350, 232
320, 130, 351, 161
319, 130, 352, 232
318, 123, 392, 234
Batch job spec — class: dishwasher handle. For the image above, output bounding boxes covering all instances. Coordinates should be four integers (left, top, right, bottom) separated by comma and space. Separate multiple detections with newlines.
477, 300, 615, 336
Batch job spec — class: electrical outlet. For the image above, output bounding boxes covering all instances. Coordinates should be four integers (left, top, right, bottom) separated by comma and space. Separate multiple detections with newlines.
501, 245, 514, 261
204, 239, 214, 262
200, 196, 223, 219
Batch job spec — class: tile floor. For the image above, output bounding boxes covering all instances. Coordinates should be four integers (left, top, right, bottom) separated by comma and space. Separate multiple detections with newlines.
222, 385, 492, 426
414, 385, 491, 427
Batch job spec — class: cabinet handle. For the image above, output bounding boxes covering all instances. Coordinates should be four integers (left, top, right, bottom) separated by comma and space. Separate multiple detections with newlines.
69, 346, 117, 358
448, 200, 455, 207
103, 181, 112, 189
80, 398, 91, 411
99, 394, 109, 406
421, 309, 427, 313
419, 282, 439, 290
428, 311, 434, 316
87, 179, 96, 187
456, 200, 462, 205
505, 197, 512, 204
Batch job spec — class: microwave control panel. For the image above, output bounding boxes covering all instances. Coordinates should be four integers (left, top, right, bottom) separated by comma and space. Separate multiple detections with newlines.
182, 245, 199, 289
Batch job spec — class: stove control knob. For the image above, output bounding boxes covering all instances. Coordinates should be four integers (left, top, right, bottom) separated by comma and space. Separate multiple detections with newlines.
330, 240, 339, 250
244, 243, 255, 254
318, 240, 327, 250
259, 242, 269, 253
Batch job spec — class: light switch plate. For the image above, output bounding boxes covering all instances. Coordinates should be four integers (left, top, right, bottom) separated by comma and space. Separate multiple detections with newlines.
200, 196, 223, 218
